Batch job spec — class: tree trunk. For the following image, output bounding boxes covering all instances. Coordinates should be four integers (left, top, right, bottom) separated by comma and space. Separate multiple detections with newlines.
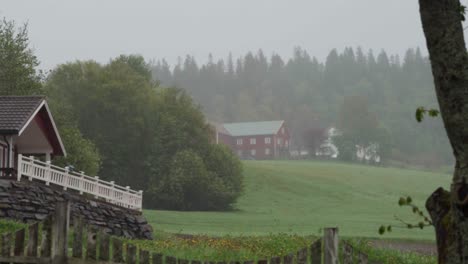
419, 0, 468, 263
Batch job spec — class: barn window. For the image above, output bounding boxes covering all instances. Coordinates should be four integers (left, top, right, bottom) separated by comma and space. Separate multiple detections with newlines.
277, 138, 282, 145
285, 140, 289, 147
237, 139, 243, 145
265, 148, 270, 155
250, 138, 256, 145
251, 149, 256, 156
265, 137, 271, 144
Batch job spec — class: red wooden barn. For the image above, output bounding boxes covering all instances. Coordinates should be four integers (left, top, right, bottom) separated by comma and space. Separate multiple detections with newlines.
215, 120, 290, 159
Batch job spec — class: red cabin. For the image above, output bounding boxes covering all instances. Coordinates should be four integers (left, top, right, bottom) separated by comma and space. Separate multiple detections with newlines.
0, 96, 66, 177
215, 120, 290, 159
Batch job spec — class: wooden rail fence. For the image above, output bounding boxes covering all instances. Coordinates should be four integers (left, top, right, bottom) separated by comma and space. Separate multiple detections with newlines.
0, 203, 378, 264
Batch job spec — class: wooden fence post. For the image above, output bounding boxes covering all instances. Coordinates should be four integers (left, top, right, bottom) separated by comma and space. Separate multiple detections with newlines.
310, 239, 322, 264
324, 227, 338, 264
297, 247, 308, 264
112, 238, 124, 263
14, 228, 25, 256
41, 216, 52, 258
357, 252, 368, 264
86, 226, 98, 260
140, 250, 150, 264
166, 256, 177, 264
343, 242, 353, 264
126, 244, 137, 264
283, 253, 294, 264
72, 217, 83, 258
1, 233, 11, 263
99, 231, 110, 261
27, 223, 39, 257
52, 200, 70, 264
270, 256, 281, 264
151, 253, 163, 264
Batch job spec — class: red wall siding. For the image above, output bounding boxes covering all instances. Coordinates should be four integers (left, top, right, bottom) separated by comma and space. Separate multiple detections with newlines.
217, 122, 291, 160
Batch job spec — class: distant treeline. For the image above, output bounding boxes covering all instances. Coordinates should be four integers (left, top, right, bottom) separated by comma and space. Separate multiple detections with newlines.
151, 47, 453, 168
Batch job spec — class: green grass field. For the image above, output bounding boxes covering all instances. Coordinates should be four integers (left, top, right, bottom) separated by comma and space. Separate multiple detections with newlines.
144, 160, 449, 240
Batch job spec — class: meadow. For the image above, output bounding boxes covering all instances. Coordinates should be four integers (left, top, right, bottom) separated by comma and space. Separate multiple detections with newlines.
145, 160, 449, 240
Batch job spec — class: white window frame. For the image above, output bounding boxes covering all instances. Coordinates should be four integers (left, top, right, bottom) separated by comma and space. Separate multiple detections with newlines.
277, 138, 282, 145
265, 137, 271, 144
251, 149, 256, 156
250, 138, 256, 145
237, 138, 243, 145
265, 148, 270, 155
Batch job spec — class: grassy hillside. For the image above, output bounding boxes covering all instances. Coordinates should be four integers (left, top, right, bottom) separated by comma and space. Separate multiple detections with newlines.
144, 160, 449, 240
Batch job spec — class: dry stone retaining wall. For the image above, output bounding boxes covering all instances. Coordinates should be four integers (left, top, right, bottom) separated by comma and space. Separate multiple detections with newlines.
0, 179, 153, 239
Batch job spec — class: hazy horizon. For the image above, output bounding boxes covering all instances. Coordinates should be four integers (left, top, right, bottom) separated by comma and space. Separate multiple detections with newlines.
3, 0, 463, 70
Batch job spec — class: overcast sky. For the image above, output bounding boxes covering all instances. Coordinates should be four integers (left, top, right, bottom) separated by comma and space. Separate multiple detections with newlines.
1, 0, 458, 70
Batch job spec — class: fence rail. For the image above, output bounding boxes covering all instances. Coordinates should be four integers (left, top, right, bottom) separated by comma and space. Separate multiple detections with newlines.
0, 203, 381, 264
17, 154, 143, 211
0, 201, 325, 264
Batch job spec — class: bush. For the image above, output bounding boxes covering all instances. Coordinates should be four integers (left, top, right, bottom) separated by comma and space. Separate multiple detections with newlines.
153, 146, 243, 211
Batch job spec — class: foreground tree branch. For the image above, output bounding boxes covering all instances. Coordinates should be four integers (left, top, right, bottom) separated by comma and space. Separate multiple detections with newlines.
419, 0, 468, 263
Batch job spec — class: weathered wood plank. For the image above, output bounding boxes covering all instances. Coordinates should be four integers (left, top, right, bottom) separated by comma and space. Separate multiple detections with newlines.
99, 232, 110, 261
72, 217, 83, 259
357, 252, 368, 264
151, 253, 163, 264
86, 226, 98, 260
343, 243, 353, 264
112, 238, 124, 263
14, 228, 25, 256
126, 244, 137, 264
166, 256, 177, 264
283, 253, 294, 264
51, 201, 70, 264
179, 259, 190, 264
140, 250, 150, 264
1, 233, 12, 264
310, 239, 322, 264
324, 228, 338, 264
257, 259, 267, 264
40, 216, 52, 258
27, 223, 39, 257
297, 247, 307, 264
270, 256, 281, 264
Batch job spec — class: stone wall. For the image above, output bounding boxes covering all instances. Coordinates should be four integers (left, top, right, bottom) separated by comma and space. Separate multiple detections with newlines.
0, 179, 153, 239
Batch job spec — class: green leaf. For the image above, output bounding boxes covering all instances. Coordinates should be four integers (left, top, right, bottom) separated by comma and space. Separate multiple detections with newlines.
398, 197, 406, 206
415, 107, 425, 122
406, 196, 412, 204
428, 109, 440, 117
378, 225, 386, 235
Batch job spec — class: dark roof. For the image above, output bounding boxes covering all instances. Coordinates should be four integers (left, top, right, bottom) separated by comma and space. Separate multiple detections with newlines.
0, 96, 45, 134
222, 120, 285, 136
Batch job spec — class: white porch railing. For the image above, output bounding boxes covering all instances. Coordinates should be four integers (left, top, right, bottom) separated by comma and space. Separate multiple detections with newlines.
17, 154, 143, 211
